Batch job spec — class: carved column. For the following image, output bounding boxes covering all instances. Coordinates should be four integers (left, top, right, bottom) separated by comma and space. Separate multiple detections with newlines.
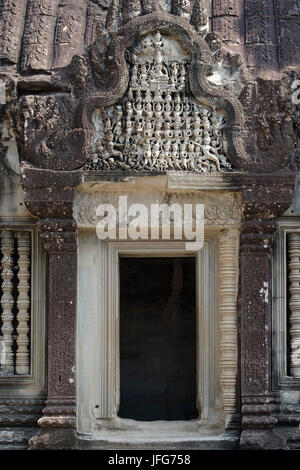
30, 217, 78, 449
219, 229, 239, 417
288, 233, 300, 378
20, 166, 81, 449
239, 180, 294, 449
240, 218, 279, 444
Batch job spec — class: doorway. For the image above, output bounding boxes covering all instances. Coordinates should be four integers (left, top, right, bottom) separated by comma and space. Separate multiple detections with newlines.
118, 257, 198, 421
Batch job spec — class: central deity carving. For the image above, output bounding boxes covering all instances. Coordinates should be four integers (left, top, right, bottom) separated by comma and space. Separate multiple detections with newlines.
85, 32, 232, 173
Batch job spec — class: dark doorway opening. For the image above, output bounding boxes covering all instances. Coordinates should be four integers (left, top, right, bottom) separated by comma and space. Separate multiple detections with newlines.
118, 257, 198, 422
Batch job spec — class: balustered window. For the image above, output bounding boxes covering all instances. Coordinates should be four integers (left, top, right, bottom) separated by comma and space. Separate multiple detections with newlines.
0, 230, 31, 376
273, 220, 300, 389
287, 233, 300, 379
0, 224, 46, 396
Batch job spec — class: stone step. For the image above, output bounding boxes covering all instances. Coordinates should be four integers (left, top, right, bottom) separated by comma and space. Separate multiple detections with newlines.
0, 415, 41, 426
0, 444, 28, 450
0, 427, 37, 450
77, 434, 240, 451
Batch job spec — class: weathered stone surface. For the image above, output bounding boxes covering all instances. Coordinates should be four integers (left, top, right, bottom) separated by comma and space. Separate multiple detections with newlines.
0, 0, 300, 451
212, 0, 240, 17
212, 16, 240, 43
0, 400, 44, 449
53, 1, 87, 69
277, 18, 300, 67
0, 0, 27, 65
239, 77, 300, 172
0, 0, 300, 71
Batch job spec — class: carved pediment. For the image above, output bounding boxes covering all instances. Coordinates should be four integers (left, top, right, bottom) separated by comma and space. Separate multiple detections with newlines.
77, 10, 248, 175
8, 3, 248, 173
84, 31, 232, 173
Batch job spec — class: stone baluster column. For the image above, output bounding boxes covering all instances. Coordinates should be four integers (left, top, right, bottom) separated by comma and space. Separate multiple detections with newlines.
219, 229, 239, 417
288, 233, 300, 378
30, 218, 78, 449
16, 231, 31, 375
0, 231, 15, 375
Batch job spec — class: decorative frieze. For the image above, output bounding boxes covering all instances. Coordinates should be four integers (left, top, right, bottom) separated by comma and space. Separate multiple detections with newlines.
0, 0, 27, 64
21, 0, 59, 71
74, 190, 242, 228
288, 233, 300, 378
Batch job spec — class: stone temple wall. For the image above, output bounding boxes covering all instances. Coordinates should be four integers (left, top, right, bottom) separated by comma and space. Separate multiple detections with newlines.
0, 0, 300, 450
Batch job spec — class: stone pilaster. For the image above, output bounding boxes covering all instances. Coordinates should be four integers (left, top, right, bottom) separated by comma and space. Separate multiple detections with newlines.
29, 218, 78, 449
239, 217, 282, 448
21, 168, 81, 449
239, 179, 295, 449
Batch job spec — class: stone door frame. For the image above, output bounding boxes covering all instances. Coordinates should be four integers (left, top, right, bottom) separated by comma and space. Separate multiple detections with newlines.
77, 229, 240, 441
